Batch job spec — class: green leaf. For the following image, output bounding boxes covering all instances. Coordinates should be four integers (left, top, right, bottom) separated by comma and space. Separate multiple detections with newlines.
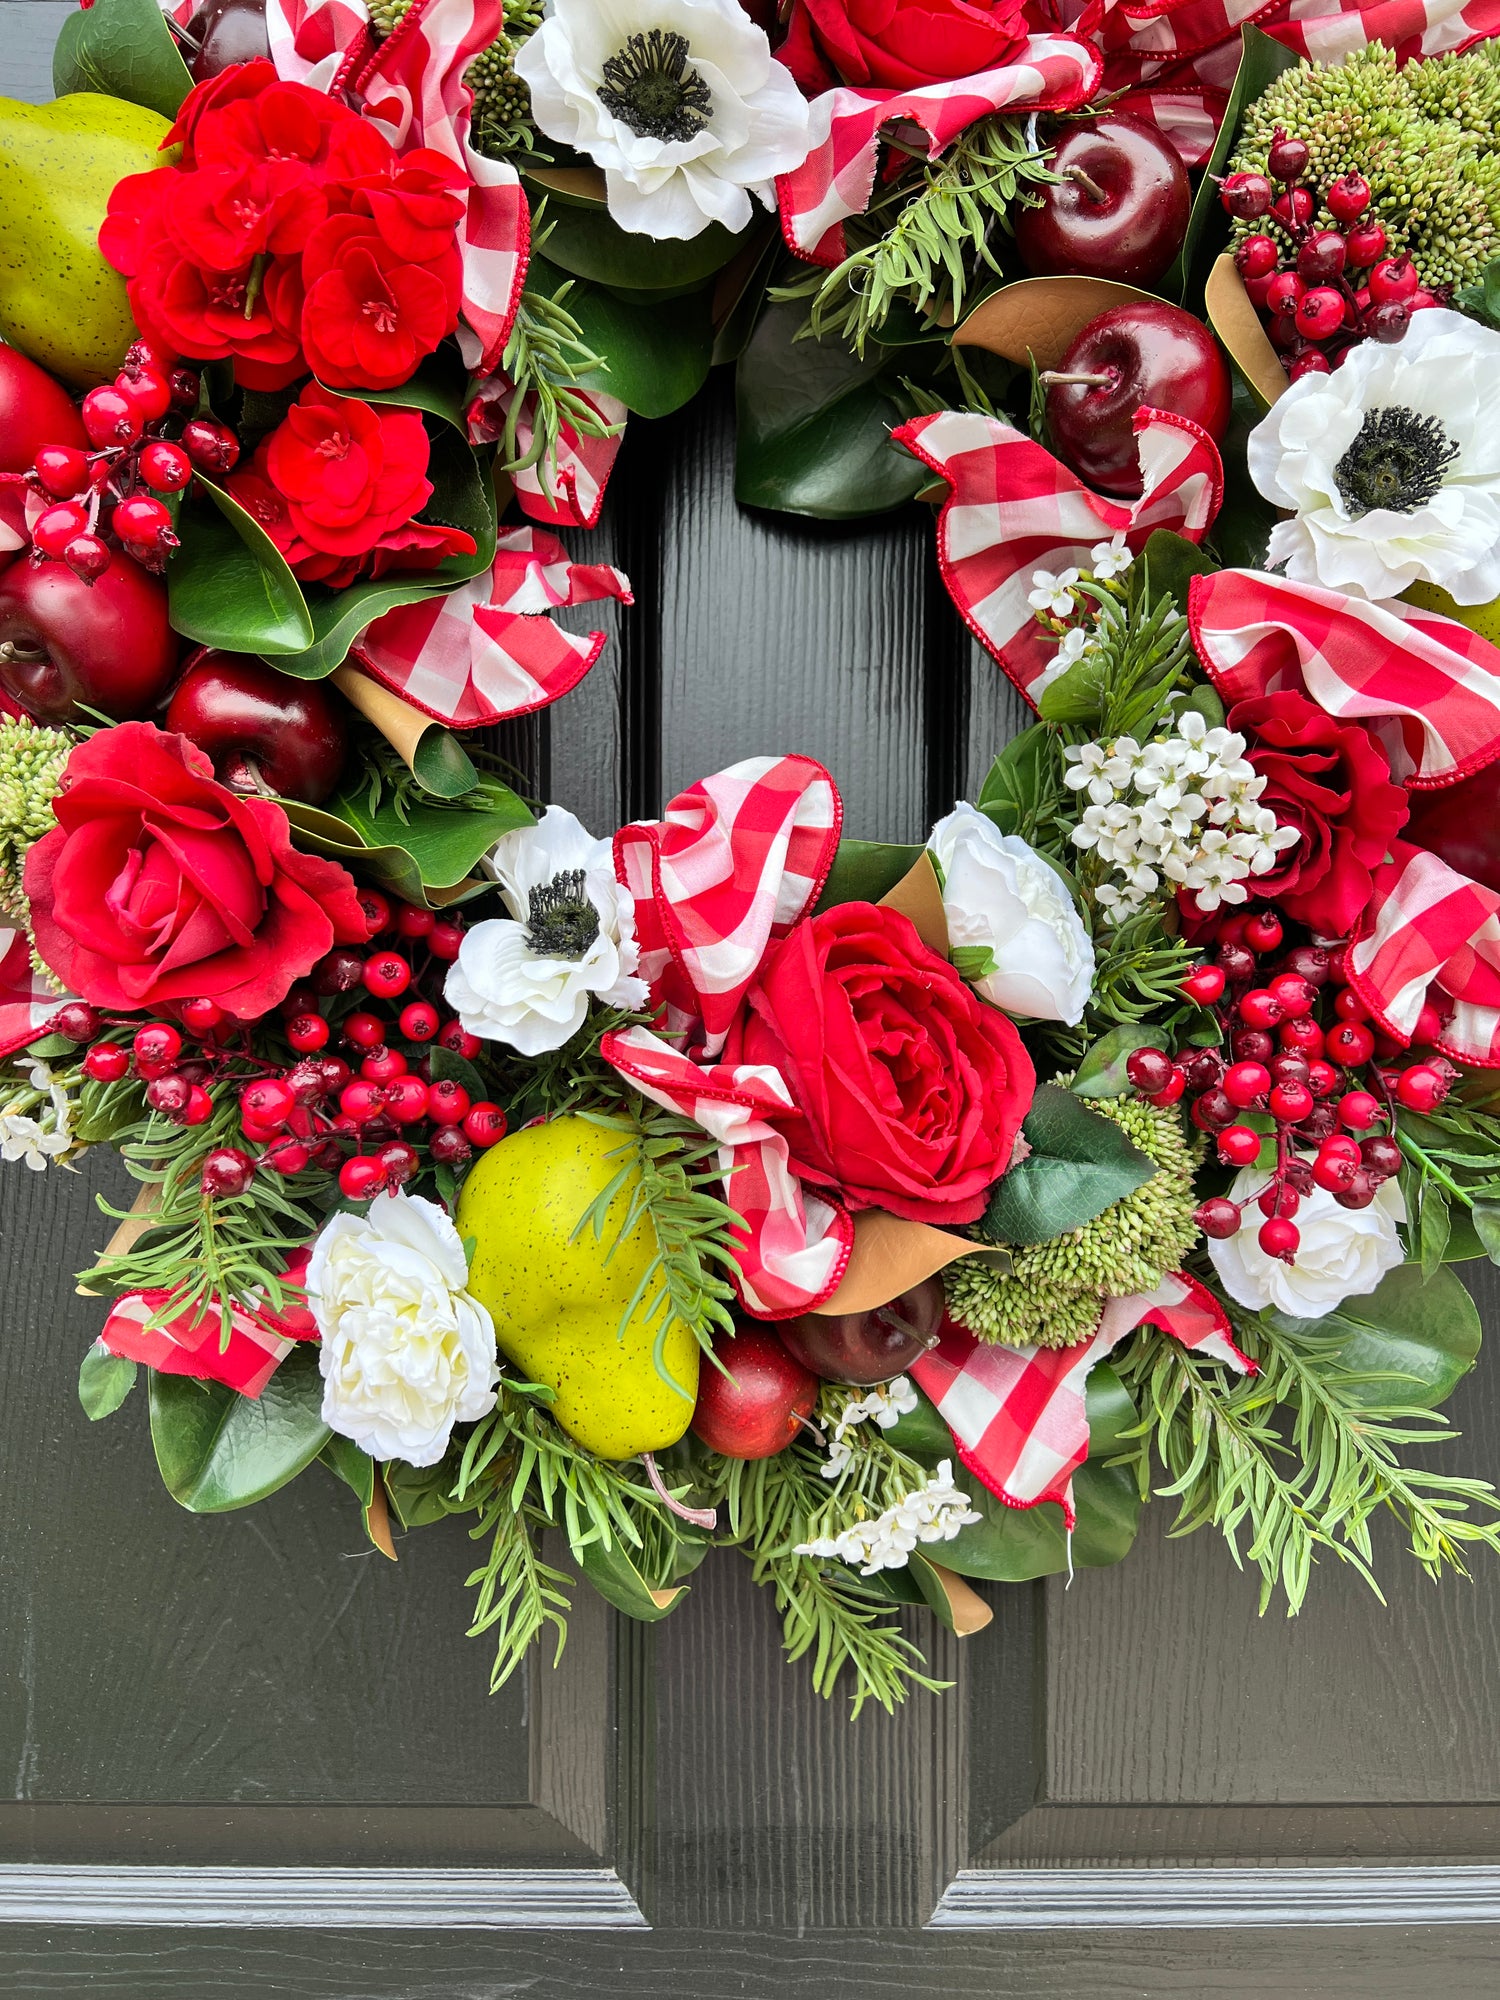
981, 1083, 1155, 1247
711, 231, 780, 368
1036, 648, 1110, 727
1082, 1360, 1137, 1460
1072, 1024, 1169, 1100
529, 255, 713, 419
338, 348, 470, 430
319, 1433, 375, 1508
1468, 1201, 1500, 1264
1267, 1262, 1483, 1412
384, 1454, 472, 1528
283, 781, 532, 902
169, 480, 314, 656
53, 0, 193, 121
525, 177, 752, 290
411, 728, 480, 800
935, 1456, 1140, 1581
735, 300, 927, 520
815, 839, 922, 911
883, 1384, 956, 1459
1163, 25, 1300, 304
1210, 372, 1279, 571
149, 1344, 330, 1513
977, 726, 1059, 838
1135, 528, 1219, 613
78, 1341, 136, 1422
1456, 260, 1500, 330
575, 1534, 687, 1621
429, 1040, 488, 1101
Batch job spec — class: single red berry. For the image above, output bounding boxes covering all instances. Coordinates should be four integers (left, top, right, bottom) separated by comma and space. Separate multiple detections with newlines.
1269, 1080, 1314, 1124
114, 365, 172, 424
263, 1136, 310, 1176
33, 444, 88, 499
1334, 1170, 1378, 1210
1223, 1061, 1271, 1108
1325, 172, 1371, 223
1269, 1052, 1311, 1087
1220, 171, 1274, 220
201, 1147, 255, 1198
1271, 187, 1314, 232
428, 1124, 473, 1167
428, 921, 465, 962
1245, 273, 1275, 310
1297, 229, 1347, 283
1264, 269, 1305, 318
340, 1080, 386, 1124
438, 1020, 482, 1060
384, 1075, 430, 1124
1258, 1178, 1302, 1219
179, 997, 223, 1035
1238, 988, 1284, 1029
241, 1078, 295, 1130
1345, 220, 1387, 267
1412, 1000, 1444, 1046
376, 1140, 420, 1189
1368, 256, 1419, 304
1306, 1058, 1339, 1099
1279, 1017, 1324, 1059
1332, 987, 1367, 1021
1195, 1197, 1242, 1240
1268, 973, 1314, 1019
361, 1046, 409, 1084
1282, 945, 1331, 986
182, 1083, 214, 1126
395, 904, 435, 939
1180, 965, 1226, 1006
1235, 233, 1280, 280
343, 1010, 386, 1050
1326, 1020, 1375, 1067
1395, 1063, 1447, 1112
138, 440, 193, 494
399, 1000, 440, 1042
1146, 1068, 1187, 1107
1232, 1028, 1275, 1064
83, 1042, 130, 1083
362, 952, 411, 1000
61, 529, 110, 585
1191, 1088, 1236, 1132
285, 1011, 330, 1053
168, 367, 200, 413
356, 890, 392, 938
81, 385, 141, 447
314, 947, 366, 995
1289, 351, 1331, 381
1320, 1133, 1361, 1163
145, 1074, 192, 1120
1337, 1089, 1382, 1131
33, 501, 92, 558
53, 1002, 102, 1042
283, 1059, 329, 1106
319, 1056, 353, 1095
339, 1155, 384, 1201
464, 1102, 507, 1148
1181, 1049, 1225, 1094
1360, 1134, 1403, 1181
133, 1023, 182, 1068
1217, 1124, 1262, 1167
180, 415, 240, 474
1294, 285, 1345, 340
1258, 1216, 1300, 1263
1365, 300, 1411, 344
1267, 129, 1310, 182
1311, 1146, 1358, 1193
428, 1077, 472, 1126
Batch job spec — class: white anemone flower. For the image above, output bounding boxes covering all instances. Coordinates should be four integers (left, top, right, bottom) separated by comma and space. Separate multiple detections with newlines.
515, 0, 812, 241
1246, 308, 1500, 603
444, 805, 648, 1057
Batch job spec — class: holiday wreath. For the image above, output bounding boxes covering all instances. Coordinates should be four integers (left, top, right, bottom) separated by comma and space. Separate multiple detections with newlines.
3, 0, 1500, 1715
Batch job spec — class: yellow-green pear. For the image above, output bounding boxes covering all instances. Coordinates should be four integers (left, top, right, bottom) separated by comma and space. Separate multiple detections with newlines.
1402, 579, 1500, 650
458, 1116, 700, 1459
0, 94, 171, 387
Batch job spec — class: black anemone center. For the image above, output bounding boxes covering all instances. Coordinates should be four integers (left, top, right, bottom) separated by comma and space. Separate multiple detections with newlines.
526, 870, 600, 960
1333, 405, 1460, 516
597, 29, 713, 143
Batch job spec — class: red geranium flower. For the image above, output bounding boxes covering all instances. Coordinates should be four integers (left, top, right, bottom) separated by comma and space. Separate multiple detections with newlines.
24, 724, 367, 1019
138, 240, 307, 389
780, 0, 1030, 91
299, 215, 458, 390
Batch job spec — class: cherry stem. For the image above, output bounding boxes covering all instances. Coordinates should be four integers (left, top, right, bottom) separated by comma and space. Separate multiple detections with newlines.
641, 1452, 717, 1531
1038, 370, 1115, 388
1062, 164, 1108, 203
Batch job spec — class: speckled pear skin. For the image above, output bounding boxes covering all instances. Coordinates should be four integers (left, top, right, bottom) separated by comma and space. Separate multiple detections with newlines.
457, 1115, 699, 1460
0, 95, 171, 387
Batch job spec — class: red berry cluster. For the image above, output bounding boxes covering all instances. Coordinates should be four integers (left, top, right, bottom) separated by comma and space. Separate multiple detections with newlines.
1127, 905, 1453, 1267
59, 890, 504, 1205
1221, 129, 1439, 381
26, 342, 240, 587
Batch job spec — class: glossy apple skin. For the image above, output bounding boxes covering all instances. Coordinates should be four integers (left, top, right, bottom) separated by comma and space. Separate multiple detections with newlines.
1045, 302, 1231, 498
1015, 115, 1191, 287
0, 557, 178, 724
691, 1324, 818, 1460
779, 1276, 945, 1387
166, 650, 349, 804
0, 345, 87, 475
187, 0, 271, 79
1406, 760, 1500, 896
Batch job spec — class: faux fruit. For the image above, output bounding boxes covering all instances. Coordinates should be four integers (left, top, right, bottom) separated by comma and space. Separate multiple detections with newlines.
166, 651, 349, 804
185, 0, 271, 79
690, 1323, 818, 1459
0, 555, 178, 724
0, 95, 172, 387
1014, 115, 1191, 287
779, 1276, 945, 1386
458, 1117, 700, 1459
0, 344, 86, 474
1043, 302, 1232, 497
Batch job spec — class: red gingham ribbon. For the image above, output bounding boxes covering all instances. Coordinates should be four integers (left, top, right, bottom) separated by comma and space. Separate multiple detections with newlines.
914, 1270, 1252, 1524
98, 1250, 318, 1400
896, 405, 1223, 707
468, 379, 629, 530
351, 527, 632, 728
0, 931, 70, 1062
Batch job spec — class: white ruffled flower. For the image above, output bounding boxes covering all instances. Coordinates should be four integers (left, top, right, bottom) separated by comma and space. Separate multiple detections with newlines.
1246, 308, 1500, 604
445, 805, 648, 1057
796, 1461, 981, 1574
308, 1192, 500, 1469
1207, 1166, 1407, 1317
928, 803, 1094, 1025
515, 0, 811, 241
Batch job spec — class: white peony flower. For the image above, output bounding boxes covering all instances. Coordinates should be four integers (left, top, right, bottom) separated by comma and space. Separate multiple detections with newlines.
514, 0, 812, 241
445, 804, 648, 1057
1246, 308, 1500, 604
308, 1192, 500, 1468
1207, 1166, 1407, 1318
928, 803, 1094, 1025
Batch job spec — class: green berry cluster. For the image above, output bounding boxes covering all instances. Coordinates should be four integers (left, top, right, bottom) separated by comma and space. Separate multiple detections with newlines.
0, 717, 71, 932
943, 1090, 1201, 1351
1230, 43, 1500, 291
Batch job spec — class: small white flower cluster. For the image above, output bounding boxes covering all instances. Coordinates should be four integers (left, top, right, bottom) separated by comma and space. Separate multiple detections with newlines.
819, 1375, 919, 1481
1027, 542, 1133, 699
0, 1058, 75, 1171
1065, 711, 1300, 924
796, 1460, 981, 1576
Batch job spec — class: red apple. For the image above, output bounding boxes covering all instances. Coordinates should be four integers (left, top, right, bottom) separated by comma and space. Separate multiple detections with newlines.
186, 0, 271, 79
1043, 302, 1231, 498
1405, 758, 1500, 896
0, 346, 87, 476
1014, 115, 1191, 288
778, 1277, 945, 1386
0, 558, 178, 724
691, 1323, 818, 1460
166, 650, 349, 803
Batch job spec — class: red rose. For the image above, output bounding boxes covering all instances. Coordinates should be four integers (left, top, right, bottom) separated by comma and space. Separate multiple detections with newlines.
723, 901, 1035, 1224
24, 724, 367, 1019
299, 214, 460, 391
1231, 690, 1409, 936
781, 0, 1030, 91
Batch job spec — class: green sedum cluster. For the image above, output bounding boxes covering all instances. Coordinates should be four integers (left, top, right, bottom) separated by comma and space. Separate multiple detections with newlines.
0, 716, 71, 931
1230, 43, 1500, 291
367, 0, 542, 161
944, 1091, 1201, 1350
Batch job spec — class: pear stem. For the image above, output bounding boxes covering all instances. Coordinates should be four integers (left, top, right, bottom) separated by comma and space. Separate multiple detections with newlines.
1063, 164, 1109, 203
0, 641, 47, 666
642, 1452, 717, 1531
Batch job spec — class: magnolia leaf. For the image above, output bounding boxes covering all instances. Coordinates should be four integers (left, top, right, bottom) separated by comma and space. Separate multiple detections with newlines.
524, 179, 751, 290
1211, 372, 1280, 571
149, 1345, 330, 1513
1268, 1262, 1482, 1411
575, 1534, 687, 1621
1072, 1025, 1169, 1099
53, 0, 193, 120
1135, 528, 1219, 612
528, 255, 713, 419
883, 1384, 957, 1459
933, 1456, 1141, 1581
981, 1083, 1154, 1246
78, 1341, 137, 1422
169, 480, 314, 656
816, 839, 923, 911
341, 348, 470, 430
320, 1433, 375, 1508
283, 782, 531, 903
384, 1454, 473, 1529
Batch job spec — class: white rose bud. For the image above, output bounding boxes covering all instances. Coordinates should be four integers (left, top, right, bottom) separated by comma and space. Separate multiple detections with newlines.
928, 803, 1095, 1025
308, 1192, 500, 1468
1207, 1166, 1407, 1318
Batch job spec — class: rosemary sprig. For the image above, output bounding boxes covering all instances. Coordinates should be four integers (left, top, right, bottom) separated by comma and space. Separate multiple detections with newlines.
499, 216, 617, 481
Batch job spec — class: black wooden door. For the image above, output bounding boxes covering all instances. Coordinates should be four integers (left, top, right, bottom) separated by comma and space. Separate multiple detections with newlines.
5, 10, 1500, 1992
